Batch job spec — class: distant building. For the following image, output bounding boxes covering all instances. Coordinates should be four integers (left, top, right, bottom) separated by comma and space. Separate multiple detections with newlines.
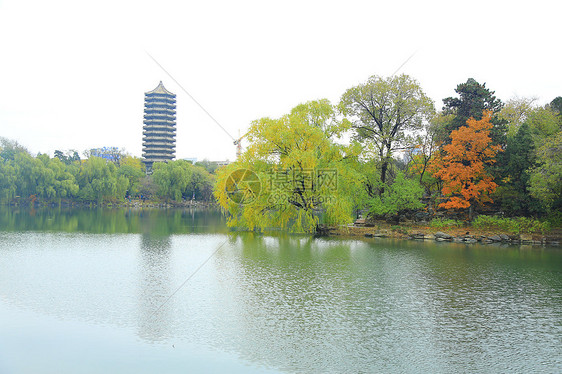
142, 81, 176, 171
90, 147, 122, 163
212, 160, 230, 167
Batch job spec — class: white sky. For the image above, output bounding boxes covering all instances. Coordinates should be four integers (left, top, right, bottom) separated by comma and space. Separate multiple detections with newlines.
0, 0, 560, 161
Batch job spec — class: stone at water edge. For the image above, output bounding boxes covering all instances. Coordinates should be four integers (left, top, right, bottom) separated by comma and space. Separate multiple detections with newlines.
499, 234, 511, 242
434, 231, 454, 240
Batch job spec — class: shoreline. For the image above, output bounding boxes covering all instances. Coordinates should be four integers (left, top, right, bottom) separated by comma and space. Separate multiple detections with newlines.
2, 203, 561, 245
325, 222, 562, 246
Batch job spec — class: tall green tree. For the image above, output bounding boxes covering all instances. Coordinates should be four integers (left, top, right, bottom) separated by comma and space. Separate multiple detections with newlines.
54, 149, 81, 165
497, 123, 543, 215
529, 132, 562, 213
442, 78, 507, 147
13, 152, 51, 199
368, 171, 424, 217
0, 156, 17, 202
339, 74, 434, 191
0, 137, 29, 161
185, 165, 215, 201
525, 106, 560, 147
499, 96, 537, 137
151, 160, 193, 202
117, 156, 145, 198
505, 123, 535, 182
406, 113, 446, 195
38, 155, 79, 199
75, 157, 128, 203
550, 96, 562, 116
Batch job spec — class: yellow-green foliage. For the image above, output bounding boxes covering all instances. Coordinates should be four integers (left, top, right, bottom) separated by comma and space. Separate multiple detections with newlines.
214, 100, 362, 233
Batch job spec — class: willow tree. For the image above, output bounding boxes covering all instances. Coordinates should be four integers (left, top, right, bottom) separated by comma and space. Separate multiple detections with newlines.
339, 74, 434, 193
214, 99, 364, 233
151, 160, 193, 202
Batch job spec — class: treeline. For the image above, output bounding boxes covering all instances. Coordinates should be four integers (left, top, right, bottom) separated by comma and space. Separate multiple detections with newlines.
215, 75, 562, 233
0, 141, 215, 205
411, 82, 561, 220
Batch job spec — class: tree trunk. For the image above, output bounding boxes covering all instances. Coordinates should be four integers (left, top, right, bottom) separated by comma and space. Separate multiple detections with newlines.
379, 142, 392, 195
380, 160, 388, 188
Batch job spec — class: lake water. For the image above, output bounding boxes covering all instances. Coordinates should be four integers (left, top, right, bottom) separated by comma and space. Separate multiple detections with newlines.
0, 208, 561, 373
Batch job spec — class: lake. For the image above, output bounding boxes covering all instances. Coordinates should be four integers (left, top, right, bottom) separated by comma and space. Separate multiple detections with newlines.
0, 207, 561, 373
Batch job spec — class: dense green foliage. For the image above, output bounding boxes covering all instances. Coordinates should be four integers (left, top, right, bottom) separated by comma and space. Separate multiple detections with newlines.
0, 143, 215, 205
529, 132, 562, 213
339, 74, 434, 189
368, 171, 424, 216
214, 100, 364, 233
550, 96, 562, 115
441, 78, 507, 147
497, 123, 542, 215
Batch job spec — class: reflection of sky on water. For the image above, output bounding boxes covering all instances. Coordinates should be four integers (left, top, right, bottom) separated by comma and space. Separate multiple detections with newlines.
0, 208, 561, 373
138, 233, 172, 342
207, 234, 562, 373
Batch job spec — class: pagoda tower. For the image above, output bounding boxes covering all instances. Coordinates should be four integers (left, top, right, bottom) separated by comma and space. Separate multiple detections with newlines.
142, 81, 176, 170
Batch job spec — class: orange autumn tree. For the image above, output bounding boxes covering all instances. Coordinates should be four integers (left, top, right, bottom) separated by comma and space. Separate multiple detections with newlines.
431, 110, 502, 216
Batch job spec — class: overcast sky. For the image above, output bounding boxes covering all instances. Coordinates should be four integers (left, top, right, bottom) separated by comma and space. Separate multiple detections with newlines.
0, 0, 560, 161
